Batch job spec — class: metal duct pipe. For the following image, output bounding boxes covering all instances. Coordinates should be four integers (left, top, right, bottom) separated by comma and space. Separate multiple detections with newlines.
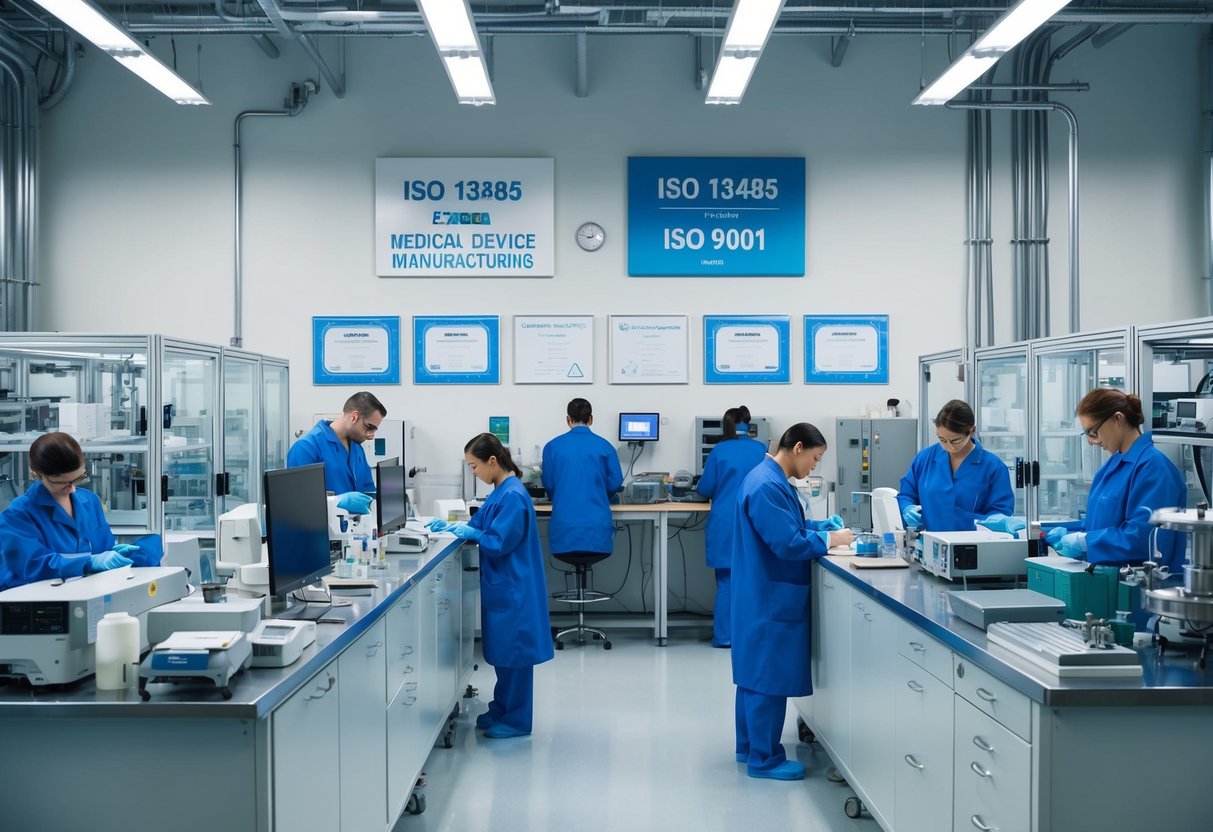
0, 33, 38, 331
252, 34, 281, 59
1204, 34, 1213, 315
1092, 22, 1135, 48
484, 35, 495, 81
575, 32, 588, 97
295, 32, 344, 97
949, 99, 1080, 334
38, 37, 77, 111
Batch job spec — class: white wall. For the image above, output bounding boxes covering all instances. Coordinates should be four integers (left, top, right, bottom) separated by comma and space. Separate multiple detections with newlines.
36, 27, 1203, 480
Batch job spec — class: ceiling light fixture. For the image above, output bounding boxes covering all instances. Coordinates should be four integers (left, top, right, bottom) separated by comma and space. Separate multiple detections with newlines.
30, 0, 210, 105
913, 0, 1074, 105
705, 0, 786, 105
416, 0, 496, 106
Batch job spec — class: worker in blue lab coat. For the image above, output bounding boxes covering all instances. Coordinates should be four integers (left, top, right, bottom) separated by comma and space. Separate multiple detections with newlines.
287, 391, 385, 514
0, 433, 161, 590
541, 397, 623, 556
427, 433, 554, 739
732, 423, 855, 781
897, 399, 1016, 532
1045, 389, 1187, 579
696, 405, 768, 648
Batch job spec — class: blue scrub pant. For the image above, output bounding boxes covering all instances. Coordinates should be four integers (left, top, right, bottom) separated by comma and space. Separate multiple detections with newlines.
735, 686, 789, 772
713, 568, 731, 646
491, 665, 535, 733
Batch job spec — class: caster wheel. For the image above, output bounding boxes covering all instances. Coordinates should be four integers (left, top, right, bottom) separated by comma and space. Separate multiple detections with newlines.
826, 766, 846, 784
405, 793, 426, 815
797, 717, 815, 744
603, 640, 612, 650
442, 732, 453, 749
844, 797, 863, 819
220, 687, 233, 700
555, 640, 565, 650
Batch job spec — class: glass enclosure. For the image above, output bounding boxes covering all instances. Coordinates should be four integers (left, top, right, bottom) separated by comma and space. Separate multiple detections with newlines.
222, 353, 258, 514
162, 345, 220, 532
263, 360, 290, 473
917, 349, 969, 449
975, 347, 1029, 516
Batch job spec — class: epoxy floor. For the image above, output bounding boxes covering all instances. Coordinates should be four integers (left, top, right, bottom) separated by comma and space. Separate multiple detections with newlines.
393, 629, 878, 832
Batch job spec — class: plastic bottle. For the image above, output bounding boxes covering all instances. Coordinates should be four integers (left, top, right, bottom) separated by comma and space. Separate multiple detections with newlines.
95, 611, 140, 691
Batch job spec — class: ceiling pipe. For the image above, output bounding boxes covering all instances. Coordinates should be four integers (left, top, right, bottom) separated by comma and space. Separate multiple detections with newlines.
1204, 34, 1213, 315
830, 22, 855, 67
252, 33, 280, 58
483, 35, 495, 82
693, 35, 706, 90
295, 31, 344, 97
575, 31, 588, 97
1092, 22, 1135, 47
253, 0, 294, 38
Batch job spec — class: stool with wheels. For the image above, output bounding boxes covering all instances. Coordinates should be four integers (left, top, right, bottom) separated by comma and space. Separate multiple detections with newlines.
552, 552, 613, 649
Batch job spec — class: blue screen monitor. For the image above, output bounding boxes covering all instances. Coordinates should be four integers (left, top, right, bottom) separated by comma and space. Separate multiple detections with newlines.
619, 412, 660, 442
264, 463, 332, 599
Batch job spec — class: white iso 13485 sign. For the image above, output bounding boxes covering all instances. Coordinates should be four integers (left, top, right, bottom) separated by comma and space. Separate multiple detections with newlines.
375, 158, 555, 278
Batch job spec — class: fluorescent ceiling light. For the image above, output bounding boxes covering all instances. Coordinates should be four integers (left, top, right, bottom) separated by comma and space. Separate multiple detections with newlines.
705, 0, 786, 105
914, 0, 1074, 105
30, 0, 210, 105
417, 0, 496, 105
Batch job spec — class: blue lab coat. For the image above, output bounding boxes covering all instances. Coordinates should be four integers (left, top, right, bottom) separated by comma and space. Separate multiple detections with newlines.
897, 439, 1015, 531
469, 476, 555, 668
0, 482, 159, 590
541, 425, 623, 555
1051, 433, 1187, 570
697, 437, 768, 569
731, 457, 829, 697
287, 420, 375, 494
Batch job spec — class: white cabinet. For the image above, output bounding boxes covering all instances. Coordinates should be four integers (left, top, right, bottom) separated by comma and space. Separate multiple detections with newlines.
848, 593, 898, 828
338, 619, 387, 832
385, 593, 420, 705
953, 696, 1031, 832
273, 661, 340, 832
386, 591, 424, 822
419, 570, 442, 733
894, 655, 954, 832
807, 566, 853, 766
435, 559, 461, 724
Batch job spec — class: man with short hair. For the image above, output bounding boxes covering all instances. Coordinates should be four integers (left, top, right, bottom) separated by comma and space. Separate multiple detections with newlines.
541, 398, 623, 557
288, 391, 386, 513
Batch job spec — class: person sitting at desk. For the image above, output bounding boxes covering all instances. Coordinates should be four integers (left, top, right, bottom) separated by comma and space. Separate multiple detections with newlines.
0, 432, 160, 590
287, 391, 385, 515
541, 397, 623, 562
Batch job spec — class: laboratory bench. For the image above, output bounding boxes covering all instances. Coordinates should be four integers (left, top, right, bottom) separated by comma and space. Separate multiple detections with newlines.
0, 538, 476, 832
796, 555, 1213, 832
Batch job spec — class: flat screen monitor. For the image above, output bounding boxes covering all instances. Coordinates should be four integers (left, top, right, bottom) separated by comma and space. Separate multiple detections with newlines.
376, 457, 408, 536
264, 463, 332, 598
619, 412, 660, 442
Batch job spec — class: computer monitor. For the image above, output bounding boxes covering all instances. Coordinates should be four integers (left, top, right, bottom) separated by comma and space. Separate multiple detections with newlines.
619, 412, 660, 443
376, 457, 409, 536
264, 463, 332, 602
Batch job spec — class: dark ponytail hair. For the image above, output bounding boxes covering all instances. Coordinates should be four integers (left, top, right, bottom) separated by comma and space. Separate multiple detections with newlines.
722, 405, 752, 440
934, 399, 976, 434
778, 422, 827, 452
30, 432, 86, 477
464, 432, 523, 477
1077, 389, 1145, 429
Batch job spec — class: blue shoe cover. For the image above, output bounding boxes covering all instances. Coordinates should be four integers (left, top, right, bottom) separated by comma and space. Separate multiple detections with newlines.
747, 760, 805, 781
484, 723, 531, 739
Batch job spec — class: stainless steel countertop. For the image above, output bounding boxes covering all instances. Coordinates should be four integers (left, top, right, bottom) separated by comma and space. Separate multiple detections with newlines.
0, 538, 465, 719
821, 555, 1213, 707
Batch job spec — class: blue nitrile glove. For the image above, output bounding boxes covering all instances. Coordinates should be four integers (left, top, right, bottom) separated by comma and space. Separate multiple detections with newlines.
1045, 526, 1068, 548
1056, 532, 1087, 558
976, 514, 1026, 535
426, 518, 452, 532
821, 514, 845, 531
89, 550, 133, 572
336, 492, 373, 515
113, 543, 141, 556
903, 505, 923, 528
448, 523, 483, 542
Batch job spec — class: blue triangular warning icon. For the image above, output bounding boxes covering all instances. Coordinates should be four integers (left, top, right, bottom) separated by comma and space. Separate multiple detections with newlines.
567, 363, 584, 378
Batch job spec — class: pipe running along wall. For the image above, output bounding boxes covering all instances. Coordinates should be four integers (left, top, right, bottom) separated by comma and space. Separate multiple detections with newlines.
0, 32, 37, 332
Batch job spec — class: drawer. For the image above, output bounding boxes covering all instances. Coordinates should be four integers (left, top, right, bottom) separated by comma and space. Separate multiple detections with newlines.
953, 696, 1031, 832
953, 655, 1031, 741
384, 593, 420, 704
898, 620, 954, 687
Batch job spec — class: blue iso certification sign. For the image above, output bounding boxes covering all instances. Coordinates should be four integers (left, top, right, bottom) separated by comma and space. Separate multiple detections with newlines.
627, 157, 805, 277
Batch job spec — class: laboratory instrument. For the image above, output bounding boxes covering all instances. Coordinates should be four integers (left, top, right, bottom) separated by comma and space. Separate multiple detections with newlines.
618, 412, 660, 443
916, 530, 1035, 581
138, 630, 252, 699
147, 594, 264, 644
215, 502, 269, 595
667, 470, 707, 502
626, 472, 667, 503
948, 588, 1067, 630
694, 415, 771, 474
265, 463, 335, 620
0, 566, 190, 685
248, 619, 316, 667
835, 418, 918, 530
1027, 555, 1137, 622
1141, 504, 1213, 664
986, 621, 1142, 678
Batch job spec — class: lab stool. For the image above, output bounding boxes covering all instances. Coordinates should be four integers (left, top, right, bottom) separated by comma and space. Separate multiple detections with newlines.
552, 552, 612, 650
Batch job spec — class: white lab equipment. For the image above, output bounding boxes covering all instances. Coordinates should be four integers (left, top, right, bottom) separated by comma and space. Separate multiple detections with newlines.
916, 530, 1032, 582
95, 612, 141, 691
146, 594, 264, 644
215, 503, 269, 595
139, 630, 252, 700
432, 498, 468, 522
851, 486, 904, 535
248, 619, 316, 667
327, 494, 375, 553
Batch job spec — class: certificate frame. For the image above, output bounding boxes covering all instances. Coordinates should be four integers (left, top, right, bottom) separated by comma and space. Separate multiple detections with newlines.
413, 315, 501, 384
312, 316, 400, 385
513, 315, 594, 384
804, 314, 889, 385
704, 315, 791, 384
608, 314, 690, 385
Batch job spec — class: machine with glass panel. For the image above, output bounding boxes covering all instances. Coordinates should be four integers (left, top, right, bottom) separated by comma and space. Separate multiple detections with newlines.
916, 348, 970, 450
0, 334, 288, 535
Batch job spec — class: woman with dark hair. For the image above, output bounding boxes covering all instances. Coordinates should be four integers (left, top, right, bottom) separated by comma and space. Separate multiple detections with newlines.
897, 399, 1016, 532
1045, 389, 1186, 573
731, 423, 854, 781
427, 433, 553, 738
698, 406, 775, 647
0, 432, 157, 590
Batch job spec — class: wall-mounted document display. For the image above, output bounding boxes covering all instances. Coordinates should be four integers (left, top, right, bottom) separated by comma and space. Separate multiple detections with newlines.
608, 315, 689, 385
312, 316, 400, 385
627, 156, 805, 277
375, 158, 555, 277
804, 315, 889, 385
413, 316, 500, 385
704, 315, 790, 384
513, 315, 594, 384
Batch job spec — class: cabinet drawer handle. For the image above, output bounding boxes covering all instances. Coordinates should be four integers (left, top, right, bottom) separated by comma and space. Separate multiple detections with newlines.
970, 761, 992, 779
863, 612, 873, 622
975, 687, 998, 703
970, 815, 996, 831
400, 646, 415, 657
304, 673, 336, 701
404, 681, 418, 692
401, 600, 413, 609
401, 695, 417, 706
906, 680, 924, 693
855, 602, 866, 610
365, 640, 383, 657
908, 641, 926, 653
903, 754, 925, 770
823, 580, 834, 589
402, 664, 414, 675
972, 736, 995, 753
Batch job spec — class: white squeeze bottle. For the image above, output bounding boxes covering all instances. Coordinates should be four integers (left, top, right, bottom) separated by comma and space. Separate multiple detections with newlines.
95, 611, 140, 690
